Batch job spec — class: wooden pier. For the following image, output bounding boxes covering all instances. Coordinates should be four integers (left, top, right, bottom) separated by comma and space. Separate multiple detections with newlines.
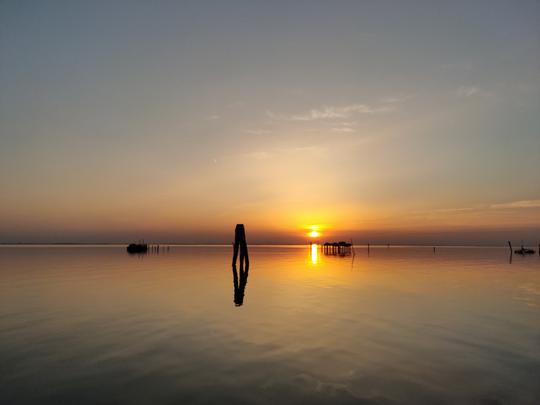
322, 241, 353, 256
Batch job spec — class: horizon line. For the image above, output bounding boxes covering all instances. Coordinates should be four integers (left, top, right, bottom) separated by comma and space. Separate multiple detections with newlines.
0, 242, 530, 248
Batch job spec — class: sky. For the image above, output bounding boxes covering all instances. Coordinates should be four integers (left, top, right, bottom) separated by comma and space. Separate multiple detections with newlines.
1, 1, 539, 244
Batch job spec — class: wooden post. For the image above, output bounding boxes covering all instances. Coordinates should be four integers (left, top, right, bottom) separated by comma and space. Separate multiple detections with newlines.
232, 224, 249, 306
507, 241, 512, 253
232, 224, 249, 267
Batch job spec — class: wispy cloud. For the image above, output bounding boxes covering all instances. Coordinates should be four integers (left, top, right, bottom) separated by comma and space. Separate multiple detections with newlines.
412, 199, 540, 216
331, 126, 355, 133
456, 86, 481, 98
331, 121, 357, 133
240, 144, 328, 161
205, 115, 220, 120
432, 207, 477, 213
244, 129, 273, 136
490, 200, 540, 209
267, 103, 393, 122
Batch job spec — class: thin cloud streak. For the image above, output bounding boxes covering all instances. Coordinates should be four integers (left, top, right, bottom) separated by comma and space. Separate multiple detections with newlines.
266, 103, 394, 122
490, 200, 540, 209
331, 127, 356, 133
413, 199, 540, 216
243, 129, 273, 135
456, 86, 487, 98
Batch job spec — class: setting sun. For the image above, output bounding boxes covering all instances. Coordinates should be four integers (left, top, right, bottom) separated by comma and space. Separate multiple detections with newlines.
306, 225, 321, 238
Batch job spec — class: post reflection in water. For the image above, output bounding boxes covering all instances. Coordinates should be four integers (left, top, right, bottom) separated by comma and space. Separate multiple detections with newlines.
232, 262, 249, 306
311, 243, 319, 265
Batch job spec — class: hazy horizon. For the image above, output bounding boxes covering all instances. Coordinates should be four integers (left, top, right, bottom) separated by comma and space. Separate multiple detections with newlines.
1, 1, 539, 244
1, 226, 539, 247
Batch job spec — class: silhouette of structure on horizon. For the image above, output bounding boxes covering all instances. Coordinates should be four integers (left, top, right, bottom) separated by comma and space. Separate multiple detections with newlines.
232, 224, 249, 306
322, 241, 353, 256
126, 243, 147, 254
126, 243, 170, 255
508, 240, 536, 255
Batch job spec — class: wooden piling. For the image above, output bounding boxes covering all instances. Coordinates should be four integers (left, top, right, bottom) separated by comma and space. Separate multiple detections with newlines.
232, 224, 249, 267
232, 224, 249, 306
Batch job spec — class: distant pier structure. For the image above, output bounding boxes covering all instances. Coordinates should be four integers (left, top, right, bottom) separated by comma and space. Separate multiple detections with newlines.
126, 242, 171, 255
126, 243, 147, 254
322, 241, 353, 256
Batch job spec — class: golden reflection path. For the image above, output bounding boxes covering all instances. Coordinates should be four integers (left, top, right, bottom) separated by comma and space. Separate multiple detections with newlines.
311, 243, 319, 265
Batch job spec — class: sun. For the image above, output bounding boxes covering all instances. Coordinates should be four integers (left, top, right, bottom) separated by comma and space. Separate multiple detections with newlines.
306, 225, 321, 238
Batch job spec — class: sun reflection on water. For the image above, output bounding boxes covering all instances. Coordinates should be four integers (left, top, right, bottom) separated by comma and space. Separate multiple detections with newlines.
311, 243, 319, 265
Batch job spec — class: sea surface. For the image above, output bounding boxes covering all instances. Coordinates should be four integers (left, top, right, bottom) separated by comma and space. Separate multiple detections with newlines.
1, 245, 539, 404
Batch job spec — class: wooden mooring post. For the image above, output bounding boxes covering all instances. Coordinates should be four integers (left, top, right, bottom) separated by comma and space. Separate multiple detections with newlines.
232, 224, 249, 306
232, 224, 249, 268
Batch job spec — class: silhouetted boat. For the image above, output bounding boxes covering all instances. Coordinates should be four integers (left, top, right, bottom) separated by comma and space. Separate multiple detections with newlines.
127, 243, 148, 253
508, 241, 536, 255
514, 247, 535, 255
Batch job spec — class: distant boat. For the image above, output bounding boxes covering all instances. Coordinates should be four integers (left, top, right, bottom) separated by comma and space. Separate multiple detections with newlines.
126, 243, 148, 253
508, 241, 536, 255
514, 247, 535, 255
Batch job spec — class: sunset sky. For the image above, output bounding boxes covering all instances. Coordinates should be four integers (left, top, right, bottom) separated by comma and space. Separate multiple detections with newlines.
1, 1, 539, 244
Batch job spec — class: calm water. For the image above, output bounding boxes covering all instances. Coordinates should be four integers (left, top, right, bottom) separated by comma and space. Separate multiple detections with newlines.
1, 245, 539, 404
